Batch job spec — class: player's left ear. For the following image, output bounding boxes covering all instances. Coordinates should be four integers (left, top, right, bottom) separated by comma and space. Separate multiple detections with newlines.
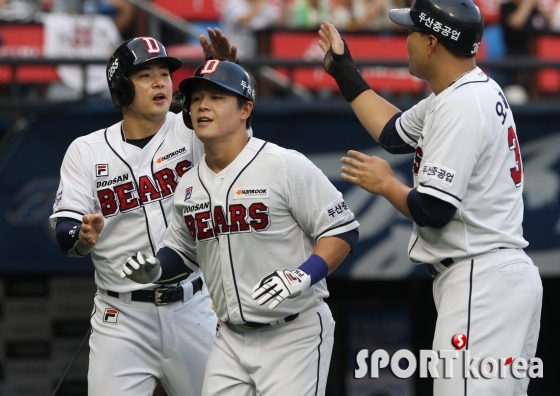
240, 101, 254, 121
427, 34, 439, 56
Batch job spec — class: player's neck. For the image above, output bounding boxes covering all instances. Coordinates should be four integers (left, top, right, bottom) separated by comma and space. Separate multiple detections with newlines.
204, 131, 250, 174
429, 57, 476, 95
121, 114, 166, 140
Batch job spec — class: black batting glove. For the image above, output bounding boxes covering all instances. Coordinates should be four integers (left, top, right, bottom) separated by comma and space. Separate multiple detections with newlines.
324, 39, 371, 102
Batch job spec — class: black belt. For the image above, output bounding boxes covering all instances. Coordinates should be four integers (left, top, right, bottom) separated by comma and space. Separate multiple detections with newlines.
240, 313, 299, 329
107, 277, 203, 306
426, 248, 513, 278
425, 259, 454, 278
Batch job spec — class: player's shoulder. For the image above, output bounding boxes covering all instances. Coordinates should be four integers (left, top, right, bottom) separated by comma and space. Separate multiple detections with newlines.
253, 138, 310, 162
447, 68, 500, 101
175, 161, 200, 190
165, 111, 190, 130
252, 138, 321, 175
162, 111, 196, 139
68, 122, 117, 151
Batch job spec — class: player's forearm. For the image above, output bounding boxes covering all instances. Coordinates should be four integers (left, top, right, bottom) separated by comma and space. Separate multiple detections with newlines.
350, 90, 401, 142
155, 246, 193, 284
379, 177, 413, 220
312, 236, 353, 275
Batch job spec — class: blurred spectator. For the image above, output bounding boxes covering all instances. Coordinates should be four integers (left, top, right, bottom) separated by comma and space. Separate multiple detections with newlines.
349, 0, 403, 31
526, 0, 560, 31
98, 0, 146, 40
500, 0, 550, 98
0, 0, 40, 22
221, 0, 280, 58
330, 0, 353, 29
501, 0, 549, 55
285, 0, 330, 29
43, 9, 122, 97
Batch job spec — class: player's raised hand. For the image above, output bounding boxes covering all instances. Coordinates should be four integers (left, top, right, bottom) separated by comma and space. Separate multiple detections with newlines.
251, 269, 311, 310
200, 27, 238, 62
120, 252, 161, 283
341, 150, 394, 195
318, 21, 344, 56
80, 214, 104, 247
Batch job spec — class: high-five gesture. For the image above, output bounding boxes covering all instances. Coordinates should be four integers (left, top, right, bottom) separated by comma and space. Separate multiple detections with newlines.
199, 27, 238, 62
318, 21, 344, 56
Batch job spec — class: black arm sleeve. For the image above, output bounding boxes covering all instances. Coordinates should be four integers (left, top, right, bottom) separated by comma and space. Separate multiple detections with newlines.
407, 189, 457, 229
333, 228, 359, 251
378, 112, 416, 154
156, 247, 194, 284
55, 218, 82, 255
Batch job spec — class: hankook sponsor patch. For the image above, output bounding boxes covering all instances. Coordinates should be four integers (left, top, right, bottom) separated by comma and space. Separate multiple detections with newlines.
233, 187, 269, 199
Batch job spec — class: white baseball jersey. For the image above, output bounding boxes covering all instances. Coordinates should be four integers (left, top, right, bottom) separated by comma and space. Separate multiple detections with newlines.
162, 137, 359, 325
50, 112, 205, 292
395, 67, 528, 264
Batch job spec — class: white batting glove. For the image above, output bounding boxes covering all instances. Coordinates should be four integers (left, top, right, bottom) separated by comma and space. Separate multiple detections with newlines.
120, 252, 161, 284
251, 269, 311, 310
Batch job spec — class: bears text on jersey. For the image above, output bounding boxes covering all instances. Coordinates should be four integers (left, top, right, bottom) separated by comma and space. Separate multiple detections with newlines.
97, 159, 192, 216
183, 203, 270, 241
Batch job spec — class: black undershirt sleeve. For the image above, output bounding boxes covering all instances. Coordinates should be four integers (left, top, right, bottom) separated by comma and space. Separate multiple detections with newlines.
332, 228, 359, 251
156, 246, 194, 284
378, 112, 416, 154
55, 217, 82, 255
407, 189, 457, 229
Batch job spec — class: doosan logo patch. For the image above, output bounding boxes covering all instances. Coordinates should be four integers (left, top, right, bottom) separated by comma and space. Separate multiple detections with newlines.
96, 164, 108, 177
103, 308, 119, 324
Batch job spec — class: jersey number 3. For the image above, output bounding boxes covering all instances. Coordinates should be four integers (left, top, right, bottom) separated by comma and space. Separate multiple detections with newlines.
508, 126, 523, 188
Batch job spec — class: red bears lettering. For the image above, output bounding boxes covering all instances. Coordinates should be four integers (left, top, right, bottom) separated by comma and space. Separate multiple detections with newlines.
154, 168, 177, 197
249, 202, 270, 231
138, 176, 162, 203
114, 182, 140, 212
196, 211, 215, 240
183, 203, 271, 241
97, 189, 118, 216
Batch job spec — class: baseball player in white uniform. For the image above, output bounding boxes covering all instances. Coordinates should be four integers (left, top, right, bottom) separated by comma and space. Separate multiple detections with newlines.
318, 0, 542, 394
120, 60, 360, 396
50, 33, 240, 396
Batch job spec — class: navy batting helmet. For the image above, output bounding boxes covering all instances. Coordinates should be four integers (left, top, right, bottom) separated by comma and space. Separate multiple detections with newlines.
389, 0, 484, 56
106, 37, 182, 108
178, 60, 255, 129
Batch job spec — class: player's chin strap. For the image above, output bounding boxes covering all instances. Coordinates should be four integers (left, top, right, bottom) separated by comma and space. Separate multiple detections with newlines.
51, 326, 92, 396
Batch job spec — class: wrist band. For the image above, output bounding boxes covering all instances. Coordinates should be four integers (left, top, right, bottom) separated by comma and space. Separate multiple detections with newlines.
298, 254, 329, 285
324, 39, 371, 102
68, 240, 92, 258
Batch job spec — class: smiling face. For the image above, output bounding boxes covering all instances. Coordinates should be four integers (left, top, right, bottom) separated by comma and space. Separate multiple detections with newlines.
125, 60, 172, 121
189, 80, 252, 144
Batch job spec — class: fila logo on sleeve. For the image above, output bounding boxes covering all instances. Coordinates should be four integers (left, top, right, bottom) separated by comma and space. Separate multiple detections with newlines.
103, 308, 119, 324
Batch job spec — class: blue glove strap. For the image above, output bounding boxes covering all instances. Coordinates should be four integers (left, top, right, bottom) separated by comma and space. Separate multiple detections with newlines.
298, 254, 329, 285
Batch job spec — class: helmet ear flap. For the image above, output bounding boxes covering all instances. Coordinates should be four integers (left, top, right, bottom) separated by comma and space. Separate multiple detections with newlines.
110, 75, 135, 109
182, 98, 193, 129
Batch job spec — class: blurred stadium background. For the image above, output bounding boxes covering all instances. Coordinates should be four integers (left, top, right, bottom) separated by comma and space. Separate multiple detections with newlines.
0, 0, 559, 394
